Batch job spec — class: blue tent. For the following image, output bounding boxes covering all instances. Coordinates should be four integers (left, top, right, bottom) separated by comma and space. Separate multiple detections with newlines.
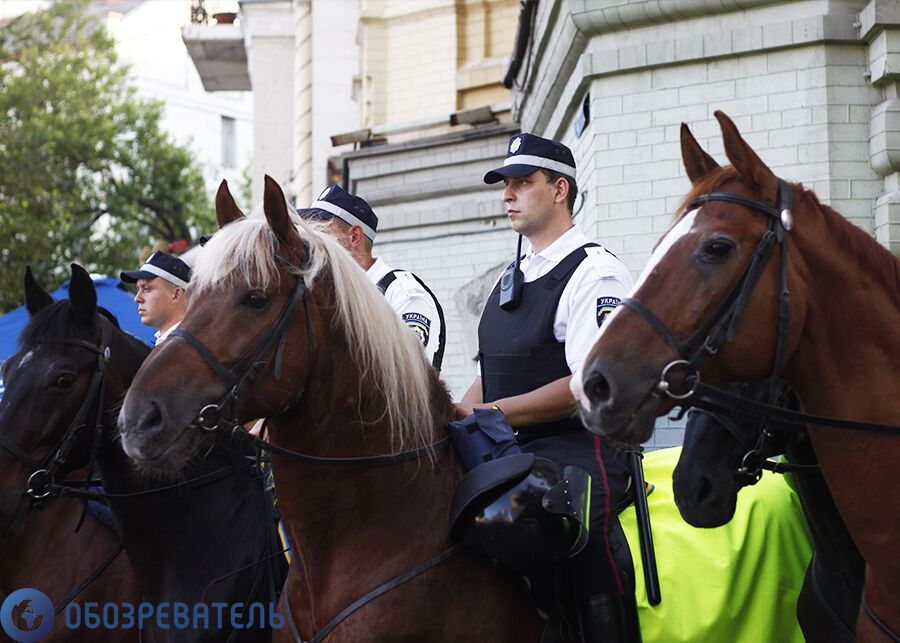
0, 277, 155, 397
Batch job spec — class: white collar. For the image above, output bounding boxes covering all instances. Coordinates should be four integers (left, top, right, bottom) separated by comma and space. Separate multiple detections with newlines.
366, 257, 394, 285
154, 321, 181, 345
525, 225, 591, 264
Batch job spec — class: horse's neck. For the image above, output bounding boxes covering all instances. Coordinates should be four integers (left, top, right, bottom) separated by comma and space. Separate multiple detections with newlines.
785, 438, 863, 574
0, 495, 125, 604
785, 215, 899, 588
786, 220, 900, 422
269, 375, 456, 624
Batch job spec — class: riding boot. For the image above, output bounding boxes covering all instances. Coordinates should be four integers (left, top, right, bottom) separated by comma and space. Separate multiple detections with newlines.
578, 593, 642, 643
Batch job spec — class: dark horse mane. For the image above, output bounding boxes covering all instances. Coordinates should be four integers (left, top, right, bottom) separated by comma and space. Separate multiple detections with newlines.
676, 167, 900, 309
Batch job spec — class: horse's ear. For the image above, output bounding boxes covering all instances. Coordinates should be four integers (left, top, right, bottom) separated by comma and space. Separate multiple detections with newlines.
68, 263, 97, 325
262, 175, 301, 247
680, 123, 720, 184
715, 110, 778, 201
24, 266, 53, 315
215, 179, 245, 229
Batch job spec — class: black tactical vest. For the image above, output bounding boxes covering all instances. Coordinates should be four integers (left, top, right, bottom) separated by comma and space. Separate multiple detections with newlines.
478, 243, 596, 441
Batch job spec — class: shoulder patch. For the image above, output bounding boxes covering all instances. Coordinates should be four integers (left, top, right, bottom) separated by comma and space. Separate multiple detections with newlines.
402, 312, 431, 346
597, 296, 621, 328
584, 246, 622, 279
392, 271, 428, 298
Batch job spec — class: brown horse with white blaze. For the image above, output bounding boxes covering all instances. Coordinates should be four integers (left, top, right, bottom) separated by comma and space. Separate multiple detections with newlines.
118, 176, 543, 641
573, 111, 900, 642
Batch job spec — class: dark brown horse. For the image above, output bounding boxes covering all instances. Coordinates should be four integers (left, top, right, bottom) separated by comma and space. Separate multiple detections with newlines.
118, 177, 543, 641
1, 265, 286, 642
574, 111, 900, 642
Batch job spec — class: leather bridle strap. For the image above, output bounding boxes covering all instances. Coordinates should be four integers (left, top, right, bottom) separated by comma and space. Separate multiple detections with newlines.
53, 541, 125, 615
690, 381, 900, 435
172, 266, 310, 432
237, 424, 452, 467
864, 599, 900, 643
622, 179, 791, 373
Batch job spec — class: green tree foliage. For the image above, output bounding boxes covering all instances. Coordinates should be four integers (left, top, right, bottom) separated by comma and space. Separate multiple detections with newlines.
0, 0, 213, 312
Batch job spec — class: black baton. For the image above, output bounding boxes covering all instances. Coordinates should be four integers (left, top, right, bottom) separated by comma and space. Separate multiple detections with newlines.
629, 447, 661, 605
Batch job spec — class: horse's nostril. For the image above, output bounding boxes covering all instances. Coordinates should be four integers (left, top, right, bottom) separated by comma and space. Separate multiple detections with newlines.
585, 371, 612, 405
144, 400, 163, 431
697, 477, 713, 503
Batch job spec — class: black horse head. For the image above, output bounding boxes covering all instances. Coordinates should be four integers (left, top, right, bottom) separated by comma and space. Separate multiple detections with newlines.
0, 264, 140, 536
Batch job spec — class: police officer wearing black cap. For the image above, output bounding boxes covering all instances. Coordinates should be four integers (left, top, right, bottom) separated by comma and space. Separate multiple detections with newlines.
121, 251, 191, 345
454, 133, 640, 642
299, 185, 446, 371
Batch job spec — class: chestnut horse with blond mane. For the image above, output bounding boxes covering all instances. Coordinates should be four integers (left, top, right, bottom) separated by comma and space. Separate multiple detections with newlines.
575, 111, 900, 642
118, 177, 543, 641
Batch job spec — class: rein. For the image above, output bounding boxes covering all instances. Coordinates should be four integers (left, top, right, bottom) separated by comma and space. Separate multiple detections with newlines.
284, 544, 463, 643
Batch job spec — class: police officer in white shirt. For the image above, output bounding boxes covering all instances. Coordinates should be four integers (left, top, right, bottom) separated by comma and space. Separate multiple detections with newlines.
299, 185, 445, 371
454, 133, 640, 642
120, 251, 191, 346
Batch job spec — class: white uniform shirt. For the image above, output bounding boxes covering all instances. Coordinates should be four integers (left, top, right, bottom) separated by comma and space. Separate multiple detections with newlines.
367, 258, 442, 366
491, 225, 633, 373
154, 321, 180, 346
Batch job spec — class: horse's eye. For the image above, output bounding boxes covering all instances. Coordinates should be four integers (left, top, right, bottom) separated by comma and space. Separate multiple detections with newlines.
55, 374, 76, 390
699, 238, 736, 262
242, 291, 269, 310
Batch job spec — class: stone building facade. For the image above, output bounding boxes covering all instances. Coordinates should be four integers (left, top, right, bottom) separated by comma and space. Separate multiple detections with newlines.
345, 0, 900, 448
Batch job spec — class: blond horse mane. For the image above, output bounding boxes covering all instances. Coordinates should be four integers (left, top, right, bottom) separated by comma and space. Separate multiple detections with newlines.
190, 208, 436, 452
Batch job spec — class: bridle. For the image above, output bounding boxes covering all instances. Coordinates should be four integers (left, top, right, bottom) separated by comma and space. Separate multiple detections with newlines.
623, 178, 795, 405
173, 249, 451, 464
622, 178, 900, 437
0, 316, 113, 502
684, 383, 818, 485
171, 253, 311, 434
171, 245, 459, 642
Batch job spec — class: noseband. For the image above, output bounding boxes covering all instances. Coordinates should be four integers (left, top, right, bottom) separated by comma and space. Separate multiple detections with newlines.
0, 317, 112, 502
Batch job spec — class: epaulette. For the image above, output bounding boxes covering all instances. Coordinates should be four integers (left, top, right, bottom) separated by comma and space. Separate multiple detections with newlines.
584, 246, 621, 278
392, 270, 428, 298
